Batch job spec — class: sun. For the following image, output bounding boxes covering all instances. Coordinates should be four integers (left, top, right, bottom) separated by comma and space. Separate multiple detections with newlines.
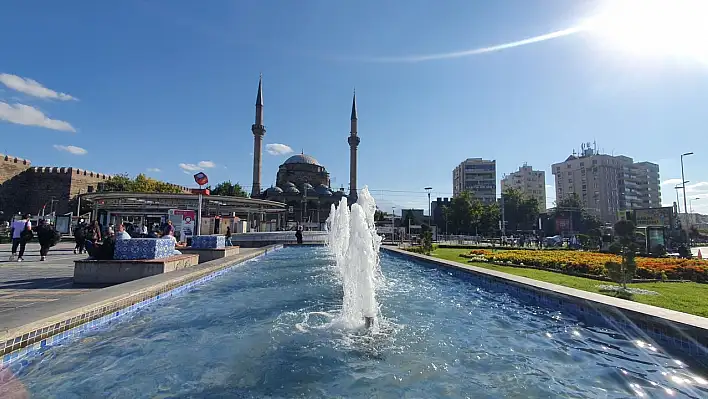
581, 0, 708, 64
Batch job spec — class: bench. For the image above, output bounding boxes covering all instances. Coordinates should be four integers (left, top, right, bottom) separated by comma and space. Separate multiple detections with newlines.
73, 254, 199, 285
180, 246, 240, 263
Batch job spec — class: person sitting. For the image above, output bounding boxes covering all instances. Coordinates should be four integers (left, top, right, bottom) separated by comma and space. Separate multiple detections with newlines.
115, 223, 131, 240
87, 227, 117, 260
163, 230, 183, 255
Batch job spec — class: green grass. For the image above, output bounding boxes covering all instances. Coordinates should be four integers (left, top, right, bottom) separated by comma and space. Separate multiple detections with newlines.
432, 248, 708, 318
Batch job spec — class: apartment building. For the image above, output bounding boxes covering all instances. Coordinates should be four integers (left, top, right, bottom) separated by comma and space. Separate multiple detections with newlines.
500, 164, 546, 213
452, 158, 496, 203
551, 143, 661, 223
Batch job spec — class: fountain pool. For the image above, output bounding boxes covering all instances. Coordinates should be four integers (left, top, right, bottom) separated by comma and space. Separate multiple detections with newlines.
8, 246, 707, 398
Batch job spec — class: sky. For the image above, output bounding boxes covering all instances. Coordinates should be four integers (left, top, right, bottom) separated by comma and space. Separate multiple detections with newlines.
1, 0, 707, 215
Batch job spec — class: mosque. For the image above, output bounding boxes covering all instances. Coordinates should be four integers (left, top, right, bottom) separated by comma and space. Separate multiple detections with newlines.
248, 76, 360, 229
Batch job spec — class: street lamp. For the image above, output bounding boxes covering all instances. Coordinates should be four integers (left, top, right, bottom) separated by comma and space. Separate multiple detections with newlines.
391, 206, 396, 244
689, 197, 700, 213
424, 187, 432, 228
680, 152, 693, 219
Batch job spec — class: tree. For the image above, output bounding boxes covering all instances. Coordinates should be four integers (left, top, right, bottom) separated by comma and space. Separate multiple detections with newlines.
478, 201, 500, 236
208, 181, 248, 197
502, 188, 540, 233
374, 209, 387, 222
100, 173, 183, 194
547, 193, 602, 236
420, 230, 433, 255
605, 220, 637, 290
401, 210, 416, 229
448, 191, 476, 234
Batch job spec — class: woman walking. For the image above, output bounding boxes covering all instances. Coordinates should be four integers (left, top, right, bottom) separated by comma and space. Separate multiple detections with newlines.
10, 214, 32, 262
37, 219, 59, 261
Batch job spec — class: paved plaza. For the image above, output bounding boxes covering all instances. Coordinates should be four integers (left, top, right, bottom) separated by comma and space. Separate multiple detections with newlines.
0, 242, 94, 315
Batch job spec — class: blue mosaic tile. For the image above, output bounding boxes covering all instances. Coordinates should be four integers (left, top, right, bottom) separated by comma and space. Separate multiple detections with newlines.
1, 249, 276, 367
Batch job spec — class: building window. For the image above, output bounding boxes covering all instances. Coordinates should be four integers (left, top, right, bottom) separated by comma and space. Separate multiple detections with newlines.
568, 179, 572, 183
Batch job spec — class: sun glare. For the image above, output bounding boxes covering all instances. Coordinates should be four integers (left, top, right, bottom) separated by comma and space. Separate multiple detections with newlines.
582, 0, 708, 64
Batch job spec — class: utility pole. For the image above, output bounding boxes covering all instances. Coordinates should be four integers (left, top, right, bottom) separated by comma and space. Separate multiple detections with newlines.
424, 186, 432, 230
681, 152, 693, 225
500, 193, 506, 238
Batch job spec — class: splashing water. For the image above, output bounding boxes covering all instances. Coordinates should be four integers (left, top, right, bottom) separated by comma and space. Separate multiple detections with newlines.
326, 186, 383, 329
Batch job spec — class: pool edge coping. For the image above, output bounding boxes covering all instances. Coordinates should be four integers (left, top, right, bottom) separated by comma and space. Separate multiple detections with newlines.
0, 244, 282, 366
383, 246, 708, 361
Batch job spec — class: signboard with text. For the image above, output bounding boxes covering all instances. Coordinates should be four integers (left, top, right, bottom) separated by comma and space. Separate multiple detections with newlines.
633, 207, 673, 228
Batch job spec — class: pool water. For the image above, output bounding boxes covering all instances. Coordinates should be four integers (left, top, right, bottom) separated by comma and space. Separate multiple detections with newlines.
13, 247, 708, 398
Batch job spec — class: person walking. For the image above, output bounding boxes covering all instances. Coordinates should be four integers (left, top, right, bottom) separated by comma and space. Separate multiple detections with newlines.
37, 219, 59, 261
10, 214, 32, 262
225, 226, 233, 246
74, 218, 87, 254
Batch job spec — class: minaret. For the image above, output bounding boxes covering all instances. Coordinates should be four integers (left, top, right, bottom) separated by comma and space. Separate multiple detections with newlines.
251, 75, 266, 197
348, 90, 360, 203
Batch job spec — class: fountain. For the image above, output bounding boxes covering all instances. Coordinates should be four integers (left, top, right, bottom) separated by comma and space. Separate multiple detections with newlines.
326, 186, 382, 329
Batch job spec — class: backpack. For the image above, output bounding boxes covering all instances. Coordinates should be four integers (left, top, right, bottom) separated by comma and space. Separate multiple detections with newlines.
20, 221, 33, 242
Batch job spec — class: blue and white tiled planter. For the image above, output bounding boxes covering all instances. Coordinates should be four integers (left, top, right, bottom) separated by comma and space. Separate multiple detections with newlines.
191, 235, 226, 249
114, 238, 175, 260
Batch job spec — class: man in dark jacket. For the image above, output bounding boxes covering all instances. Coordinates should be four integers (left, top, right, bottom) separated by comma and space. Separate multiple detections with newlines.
74, 219, 87, 254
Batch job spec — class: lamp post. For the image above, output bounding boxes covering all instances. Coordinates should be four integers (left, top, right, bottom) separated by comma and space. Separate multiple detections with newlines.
76, 189, 82, 217
392, 206, 396, 244
681, 152, 693, 220
424, 187, 432, 228
674, 184, 684, 213
689, 197, 700, 214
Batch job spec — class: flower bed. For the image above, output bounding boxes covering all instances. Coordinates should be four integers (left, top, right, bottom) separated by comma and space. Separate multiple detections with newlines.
459, 249, 708, 283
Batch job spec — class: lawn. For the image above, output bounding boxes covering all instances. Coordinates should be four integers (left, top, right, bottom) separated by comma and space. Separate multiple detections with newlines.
432, 247, 708, 318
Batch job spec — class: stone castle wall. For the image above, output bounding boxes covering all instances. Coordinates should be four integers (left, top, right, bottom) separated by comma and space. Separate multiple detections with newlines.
0, 153, 191, 218
0, 154, 32, 216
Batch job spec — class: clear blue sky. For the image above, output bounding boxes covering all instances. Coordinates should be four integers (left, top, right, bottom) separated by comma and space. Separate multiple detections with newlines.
1, 0, 706, 214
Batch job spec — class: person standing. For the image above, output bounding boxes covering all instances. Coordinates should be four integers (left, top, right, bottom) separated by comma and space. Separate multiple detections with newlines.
10, 214, 32, 262
37, 219, 58, 261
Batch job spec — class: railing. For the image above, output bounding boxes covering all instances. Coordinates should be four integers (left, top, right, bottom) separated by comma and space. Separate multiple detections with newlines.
231, 231, 328, 243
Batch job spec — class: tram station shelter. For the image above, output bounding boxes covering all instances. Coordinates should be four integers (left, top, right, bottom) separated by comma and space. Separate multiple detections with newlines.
80, 192, 287, 237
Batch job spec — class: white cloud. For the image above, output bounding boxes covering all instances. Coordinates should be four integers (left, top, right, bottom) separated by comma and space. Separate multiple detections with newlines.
0, 73, 77, 101
661, 178, 684, 187
53, 144, 87, 155
265, 143, 293, 156
0, 102, 76, 132
146, 168, 161, 172
179, 161, 215, 172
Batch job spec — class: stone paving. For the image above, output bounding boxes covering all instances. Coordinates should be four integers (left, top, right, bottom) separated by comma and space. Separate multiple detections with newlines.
0, 242, 94, 315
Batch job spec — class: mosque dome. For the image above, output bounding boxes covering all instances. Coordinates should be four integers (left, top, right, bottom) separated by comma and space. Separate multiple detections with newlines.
265, 186, 283, 195
282, 181, 297, 189
315, 184, 332, 196
302, 182, 314, 192
284, 153, 321, 166
284, 186, 301, 195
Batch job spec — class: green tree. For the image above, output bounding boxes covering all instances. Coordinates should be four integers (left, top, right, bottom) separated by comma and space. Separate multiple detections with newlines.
448, 191, 482, 234
478, 201, 500, 236
420, 230, 433, 255
374, 209, 387, 222
502, 188, 540, 232
401, 210, 416, 229
100, 173, 183, 193
208, 181, 248, 197
547, 193, 602, 236
605, 220, 637, 290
